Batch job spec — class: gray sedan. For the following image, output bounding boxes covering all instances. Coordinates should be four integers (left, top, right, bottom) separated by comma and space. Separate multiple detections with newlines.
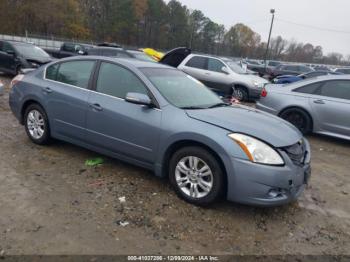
9, 56, 311, 207
257, 75, 350, 140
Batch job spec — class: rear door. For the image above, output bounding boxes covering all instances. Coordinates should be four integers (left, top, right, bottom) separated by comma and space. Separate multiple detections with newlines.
85, 61, 161, 164
44, 60, 96, 141
310, 80, 350, 136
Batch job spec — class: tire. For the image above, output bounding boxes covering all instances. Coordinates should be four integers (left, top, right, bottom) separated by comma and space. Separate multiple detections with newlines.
280, 108, 312, 135
233, 86, 249, 102
169, 146, 225, 206
24, 104, 51, 145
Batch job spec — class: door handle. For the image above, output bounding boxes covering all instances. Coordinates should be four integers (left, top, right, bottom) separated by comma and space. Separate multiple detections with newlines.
89, 103, 103, 111
313, 99, 325, 104
43, 87, 53, 94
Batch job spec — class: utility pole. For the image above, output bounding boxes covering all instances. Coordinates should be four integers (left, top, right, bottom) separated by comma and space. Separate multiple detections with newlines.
264, 9, 275, 67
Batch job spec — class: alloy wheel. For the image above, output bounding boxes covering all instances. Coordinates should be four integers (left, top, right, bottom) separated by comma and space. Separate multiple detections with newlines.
27, 110, 45, 140
175, 156, 213, 199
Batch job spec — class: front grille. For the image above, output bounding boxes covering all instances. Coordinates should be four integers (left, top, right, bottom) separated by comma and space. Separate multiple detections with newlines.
283, 140, 307, 166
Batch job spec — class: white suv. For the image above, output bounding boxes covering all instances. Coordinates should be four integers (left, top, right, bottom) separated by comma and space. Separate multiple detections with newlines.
159, 48, 269, 101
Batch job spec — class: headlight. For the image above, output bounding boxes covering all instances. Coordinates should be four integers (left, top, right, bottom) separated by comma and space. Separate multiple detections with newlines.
229, 133, 284, 165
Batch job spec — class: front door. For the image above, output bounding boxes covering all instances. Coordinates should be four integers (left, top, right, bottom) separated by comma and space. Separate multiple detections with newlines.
86, 62, 161, 164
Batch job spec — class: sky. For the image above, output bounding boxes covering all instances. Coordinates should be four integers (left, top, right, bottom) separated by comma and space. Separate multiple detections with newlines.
167, 0, 350, 56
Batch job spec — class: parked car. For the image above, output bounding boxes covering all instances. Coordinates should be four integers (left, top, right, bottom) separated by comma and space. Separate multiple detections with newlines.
269, 64, 314, 80
257, 75, 350, 139
45, 42, 94, 59
9, 56, 311, 207
87, 47, 133, 58
334, 68, 350, 74
243, 59, 266, 77
273, 71, 342, 84
159, 48, 269, 101
0, 40, 53, 75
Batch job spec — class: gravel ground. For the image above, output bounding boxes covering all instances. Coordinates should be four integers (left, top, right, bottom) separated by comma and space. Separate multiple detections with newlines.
0, 74, 349, 255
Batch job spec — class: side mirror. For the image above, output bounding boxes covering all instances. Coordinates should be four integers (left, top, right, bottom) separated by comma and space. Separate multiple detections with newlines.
77, 50, 85, 55
221, 66, 229, 74
125, 92, 153, 107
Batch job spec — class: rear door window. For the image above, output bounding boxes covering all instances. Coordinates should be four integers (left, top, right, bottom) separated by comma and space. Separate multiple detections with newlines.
293, 82, 323, 94
53, 61, 95, 89
185, 56, 207, 70
319, 80, 350, 100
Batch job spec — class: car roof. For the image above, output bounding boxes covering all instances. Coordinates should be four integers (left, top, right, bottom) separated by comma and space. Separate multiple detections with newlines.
54, 55, 171, 69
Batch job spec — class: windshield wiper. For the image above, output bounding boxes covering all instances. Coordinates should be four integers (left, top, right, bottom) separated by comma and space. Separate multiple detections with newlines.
208, 102, 231, 108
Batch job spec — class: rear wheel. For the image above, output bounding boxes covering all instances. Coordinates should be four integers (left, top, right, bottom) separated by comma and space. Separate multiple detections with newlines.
280, 108, 312, 135
24, 104, 51, 145
233, 86, 248, 101
169, 146, 225, 206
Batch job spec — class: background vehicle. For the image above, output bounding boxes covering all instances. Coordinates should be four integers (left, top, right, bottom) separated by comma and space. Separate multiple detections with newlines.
45, 42, 94, 58
269, 64, 314, 80
334, 67, 350, 74
0, 40, 52, 75
159, 48, 268, 101
244, 59, 266, 77
87, 47, 133, 58
257, 75, 350, 139
9, 56, 310, 207
273, 71, 342, 84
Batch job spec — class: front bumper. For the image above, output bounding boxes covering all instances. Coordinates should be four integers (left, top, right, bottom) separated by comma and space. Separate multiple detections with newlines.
226, 144, 311, 207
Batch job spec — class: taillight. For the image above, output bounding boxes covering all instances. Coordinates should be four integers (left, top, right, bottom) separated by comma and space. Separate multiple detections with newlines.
261, 87, 268, 97
10, 74, 24, 89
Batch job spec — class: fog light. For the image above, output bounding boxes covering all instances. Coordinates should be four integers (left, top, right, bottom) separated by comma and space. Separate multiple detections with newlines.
268, 189, 285, 199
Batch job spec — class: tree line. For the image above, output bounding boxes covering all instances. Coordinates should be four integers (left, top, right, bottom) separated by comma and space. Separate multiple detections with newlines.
0, 0, 347, 65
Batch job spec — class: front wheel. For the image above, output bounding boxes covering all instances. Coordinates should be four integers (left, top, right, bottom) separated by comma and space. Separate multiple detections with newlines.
169, 147, 225, 206
24, 104, 51, 145
280, 108, 312, 135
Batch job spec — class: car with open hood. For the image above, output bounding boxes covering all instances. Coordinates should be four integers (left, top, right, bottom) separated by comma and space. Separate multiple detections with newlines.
159, 47, 269, 101
9, 56, 311, 207
0, 40, 53, 75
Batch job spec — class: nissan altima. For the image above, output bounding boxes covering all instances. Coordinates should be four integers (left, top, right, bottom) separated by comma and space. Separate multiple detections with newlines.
9, 56, 311, 206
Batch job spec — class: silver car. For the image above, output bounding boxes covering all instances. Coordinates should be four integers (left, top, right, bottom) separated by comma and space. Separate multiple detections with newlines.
256, 75, 350, 140
159, 48, 268, 101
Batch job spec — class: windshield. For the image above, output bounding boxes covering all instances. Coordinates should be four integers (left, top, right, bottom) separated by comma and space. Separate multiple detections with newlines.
141, 68, 223, 109
14, 44, 50, 58
225, 61, 246, 74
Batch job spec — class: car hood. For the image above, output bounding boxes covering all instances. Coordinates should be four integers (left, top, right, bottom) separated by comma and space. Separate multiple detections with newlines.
186, 105, 302, 148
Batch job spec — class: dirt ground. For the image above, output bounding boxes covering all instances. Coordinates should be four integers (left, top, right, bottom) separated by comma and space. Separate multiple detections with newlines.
0, 74, 349, 256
